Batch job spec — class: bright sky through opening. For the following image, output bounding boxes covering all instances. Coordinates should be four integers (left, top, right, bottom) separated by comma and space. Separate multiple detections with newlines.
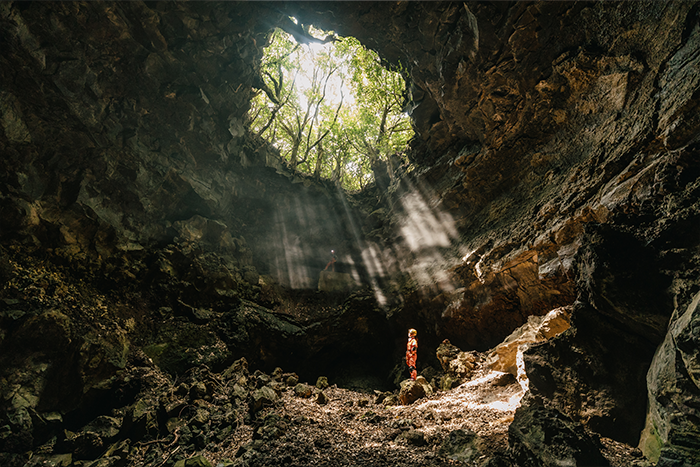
291, 30, 355, 109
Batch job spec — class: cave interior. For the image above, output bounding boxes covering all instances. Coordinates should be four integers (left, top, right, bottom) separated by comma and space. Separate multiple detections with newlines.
1, 2, 700, 467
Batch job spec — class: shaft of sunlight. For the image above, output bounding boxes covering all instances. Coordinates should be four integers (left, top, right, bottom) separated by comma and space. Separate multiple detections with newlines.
391, 176, 460, 294
336, 184, 387, 305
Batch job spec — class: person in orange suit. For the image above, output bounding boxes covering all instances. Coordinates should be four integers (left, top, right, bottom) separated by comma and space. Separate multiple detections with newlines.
406, 328, 418, 380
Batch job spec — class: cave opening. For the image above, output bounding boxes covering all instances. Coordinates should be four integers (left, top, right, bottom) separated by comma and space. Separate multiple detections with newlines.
248, 19, 414, 192
242, 20, 470, 320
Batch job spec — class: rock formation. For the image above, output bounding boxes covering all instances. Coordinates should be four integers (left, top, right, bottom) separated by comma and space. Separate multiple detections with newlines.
1, 1, 699, 466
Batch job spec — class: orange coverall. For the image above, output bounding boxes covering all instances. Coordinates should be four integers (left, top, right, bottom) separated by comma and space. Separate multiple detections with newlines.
406, 336, 418, 380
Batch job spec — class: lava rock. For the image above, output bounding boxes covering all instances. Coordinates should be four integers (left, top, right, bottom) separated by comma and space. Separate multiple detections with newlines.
294, 383, 313, 398
509, 403, 609, 467
315, 376, 329, 389
438, 429, 483, 463
401, 429, 427, 446
399, 376, 433, 405
250, 386, 279, 413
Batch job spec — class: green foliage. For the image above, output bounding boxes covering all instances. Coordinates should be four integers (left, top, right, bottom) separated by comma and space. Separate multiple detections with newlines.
248, 27, 413, 191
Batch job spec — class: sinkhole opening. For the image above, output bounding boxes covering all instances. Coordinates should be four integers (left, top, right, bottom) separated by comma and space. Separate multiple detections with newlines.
248, 20, 414, 192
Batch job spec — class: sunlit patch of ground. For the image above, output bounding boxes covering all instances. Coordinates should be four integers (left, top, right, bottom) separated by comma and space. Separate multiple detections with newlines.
209, 369, 523, 466
402, 371, 524, 445
207, 368, 649, 467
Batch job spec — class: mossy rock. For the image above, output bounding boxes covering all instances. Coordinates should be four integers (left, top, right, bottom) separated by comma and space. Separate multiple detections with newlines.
143, 323, 230, 376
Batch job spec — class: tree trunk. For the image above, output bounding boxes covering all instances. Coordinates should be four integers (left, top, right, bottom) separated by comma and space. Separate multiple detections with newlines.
313, 140, 325, 178
289, 133, 301, 169
332, 153, 342, 182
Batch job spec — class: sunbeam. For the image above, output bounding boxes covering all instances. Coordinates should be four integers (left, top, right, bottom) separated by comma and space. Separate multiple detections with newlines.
390, 176, 461, 296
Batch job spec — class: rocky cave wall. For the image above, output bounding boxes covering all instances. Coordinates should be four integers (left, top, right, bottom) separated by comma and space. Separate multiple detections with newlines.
0, 0, 396, 442
1, 1, 700, 465
286, 2, 700, 461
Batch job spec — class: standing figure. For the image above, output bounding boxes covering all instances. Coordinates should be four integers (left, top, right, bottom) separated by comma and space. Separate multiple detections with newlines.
323, 249, 337, 272
406, 328, 418, 381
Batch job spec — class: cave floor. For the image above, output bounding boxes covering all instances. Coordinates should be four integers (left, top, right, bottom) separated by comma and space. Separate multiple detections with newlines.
149, 370, 644, 467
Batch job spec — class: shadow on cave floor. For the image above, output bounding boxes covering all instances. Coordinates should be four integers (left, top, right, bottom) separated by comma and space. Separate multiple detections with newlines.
323, 360, 396, 393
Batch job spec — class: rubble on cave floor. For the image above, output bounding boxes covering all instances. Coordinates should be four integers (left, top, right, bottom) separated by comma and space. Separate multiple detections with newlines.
0, 253, 649, 467
107, 367, 520, 467
210, 369, 648, 467
7, 351, 651, 467
126, 365, 648, 467
223, 369, 523, 467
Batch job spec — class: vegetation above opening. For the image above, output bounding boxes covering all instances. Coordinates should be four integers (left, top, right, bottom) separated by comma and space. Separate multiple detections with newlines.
248, 24, 414, 191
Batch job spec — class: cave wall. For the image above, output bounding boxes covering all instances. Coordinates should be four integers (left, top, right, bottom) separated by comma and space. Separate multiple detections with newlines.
285, 1, 700, 461
0, 2, 368, 291
1, 1, 699, 463
0, 1, 390, 450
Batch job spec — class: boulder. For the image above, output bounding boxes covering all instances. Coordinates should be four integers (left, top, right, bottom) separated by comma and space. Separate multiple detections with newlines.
640, 290, 700, 466
67, 430, 103, 460
12, 310, 72, 353
509, 402, 609, 467
314, 390, 328, 405
523, 303, 663, 444
486, 306, 571, 378
222, 358, 249, 380
436, 339, 480, 385
250, 386, 278, 413
285, 374, 299, 386
230, 384, 248, 402
122, 398, 159, 441
189, 381, 209, 401
294, 383, 313, 398
438, 429, 483, 464
401, 429, 426, 446
382, 394, 401, 407
399, 376, 433, 405
0, 406, 34, 452
315, 376, 329, 389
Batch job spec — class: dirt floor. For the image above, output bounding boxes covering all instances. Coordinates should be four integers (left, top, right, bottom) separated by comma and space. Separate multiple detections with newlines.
186, 368, 649, 467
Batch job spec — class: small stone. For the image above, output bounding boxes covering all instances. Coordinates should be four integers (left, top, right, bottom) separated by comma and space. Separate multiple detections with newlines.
315, 376, 329, 389
285, 374, 299, 386
250, 386, 278, 412
402, 429, 426, 446
271, 367, 284, 381
230, 384, 248, 401
189, 382, 208, 401
294, 383, 312, 398
314, 390, 328, 405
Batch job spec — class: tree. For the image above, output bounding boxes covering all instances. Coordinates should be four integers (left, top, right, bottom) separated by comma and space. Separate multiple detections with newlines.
248, 27, 413, 191
340, 37, 412, 169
